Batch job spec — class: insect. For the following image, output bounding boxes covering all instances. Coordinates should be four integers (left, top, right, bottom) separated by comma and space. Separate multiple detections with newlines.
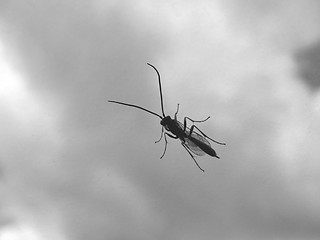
108, 63, 225, 172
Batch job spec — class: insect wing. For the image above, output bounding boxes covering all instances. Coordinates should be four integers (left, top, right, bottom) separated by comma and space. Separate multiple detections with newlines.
177, 121, 211, 156
184, 137, 206, 156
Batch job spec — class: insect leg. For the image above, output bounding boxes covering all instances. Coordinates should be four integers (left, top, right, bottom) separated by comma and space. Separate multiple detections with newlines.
185, 116, 210, 124
155, 127, 164, 143
159, 132, 178, 159
174, 104, 180, 120
189, 124, 226, 145
160, 134, 168, 159
181, 143, 205, 172
183, 116, 210, 132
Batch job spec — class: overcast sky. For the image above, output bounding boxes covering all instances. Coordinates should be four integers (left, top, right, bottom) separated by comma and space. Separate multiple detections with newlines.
1, 0, 320, 239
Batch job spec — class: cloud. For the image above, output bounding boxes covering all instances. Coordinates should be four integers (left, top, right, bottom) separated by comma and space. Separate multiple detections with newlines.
295, 41, 320, 91
1, 0, 320, 239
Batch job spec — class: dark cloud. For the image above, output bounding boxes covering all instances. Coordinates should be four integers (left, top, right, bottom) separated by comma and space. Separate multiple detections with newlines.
295, 40, 320, 91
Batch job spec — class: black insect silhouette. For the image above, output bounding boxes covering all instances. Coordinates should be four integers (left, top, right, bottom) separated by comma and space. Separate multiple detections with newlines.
108, 63, 225, 172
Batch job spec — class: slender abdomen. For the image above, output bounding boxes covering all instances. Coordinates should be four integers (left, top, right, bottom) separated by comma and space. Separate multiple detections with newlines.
191, 137, 219, 159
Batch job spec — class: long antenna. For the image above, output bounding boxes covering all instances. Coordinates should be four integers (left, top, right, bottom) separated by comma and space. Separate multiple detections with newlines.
108, 100, 163, 119
147, 63, 166, 117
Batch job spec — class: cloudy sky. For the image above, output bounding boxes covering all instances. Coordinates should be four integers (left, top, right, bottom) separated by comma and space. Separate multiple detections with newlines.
1, 0, 320, 239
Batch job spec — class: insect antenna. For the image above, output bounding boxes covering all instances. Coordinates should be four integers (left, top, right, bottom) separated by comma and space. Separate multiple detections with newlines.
147, 63, 166, 117
108, 100, 163, 119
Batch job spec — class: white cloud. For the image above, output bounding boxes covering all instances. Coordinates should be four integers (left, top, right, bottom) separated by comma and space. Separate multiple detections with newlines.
0, 225, 42, 240
0, 38, 62, 146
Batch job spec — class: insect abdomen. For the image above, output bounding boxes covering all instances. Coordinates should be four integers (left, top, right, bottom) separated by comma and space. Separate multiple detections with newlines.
190, 137, 219, 159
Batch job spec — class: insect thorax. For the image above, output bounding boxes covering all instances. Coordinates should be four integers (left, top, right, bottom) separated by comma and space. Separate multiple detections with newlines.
160, 116, 172, 127
161, 116, 185, 137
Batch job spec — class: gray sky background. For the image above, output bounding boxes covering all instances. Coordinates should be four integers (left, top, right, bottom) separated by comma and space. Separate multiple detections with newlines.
1, 0, 320, 239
